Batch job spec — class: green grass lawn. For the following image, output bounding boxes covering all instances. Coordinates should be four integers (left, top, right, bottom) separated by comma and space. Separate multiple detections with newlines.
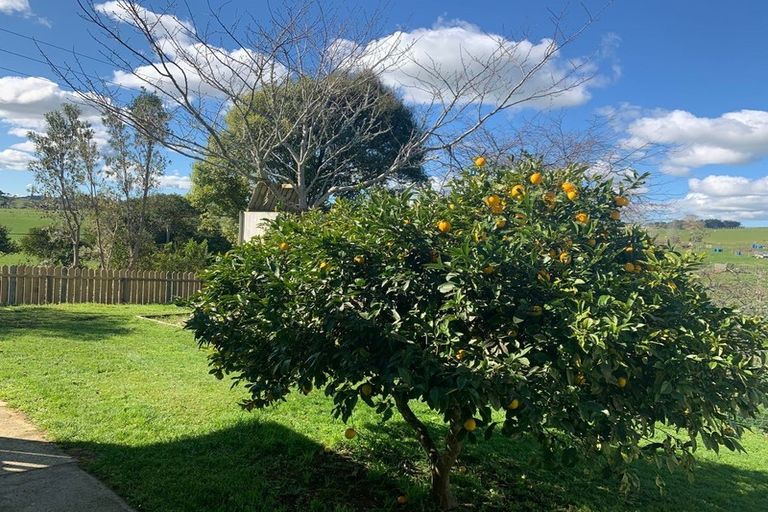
0, 304, 766, 511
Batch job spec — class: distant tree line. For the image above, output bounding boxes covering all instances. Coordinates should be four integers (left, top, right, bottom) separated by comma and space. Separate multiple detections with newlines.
649, 218, 742, 229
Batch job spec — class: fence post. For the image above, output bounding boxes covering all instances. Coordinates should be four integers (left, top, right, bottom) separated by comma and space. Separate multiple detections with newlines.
8, 265, 17, 306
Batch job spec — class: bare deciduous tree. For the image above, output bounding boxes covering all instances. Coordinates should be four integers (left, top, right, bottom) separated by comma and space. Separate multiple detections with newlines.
49, 0, 597, 212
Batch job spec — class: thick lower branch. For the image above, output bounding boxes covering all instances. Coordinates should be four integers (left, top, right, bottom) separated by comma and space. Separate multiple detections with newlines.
394, 394, 441, 466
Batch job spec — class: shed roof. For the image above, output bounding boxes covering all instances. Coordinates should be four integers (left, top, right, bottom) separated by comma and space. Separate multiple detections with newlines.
247, 182, 298, 212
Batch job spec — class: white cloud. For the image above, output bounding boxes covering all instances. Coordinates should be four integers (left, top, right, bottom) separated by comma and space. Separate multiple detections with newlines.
158, 171, 191, 190
621, 109, 768, 175
0, 0, 50, 26
99, 4, 601, 110
0, 76, 101, 133
0, 0, 29, 14
0, 148, 33, 170
0, 76, 107, 172
677, 174, 768, 221
96, 2, 286, 98
334, 19, 598, 108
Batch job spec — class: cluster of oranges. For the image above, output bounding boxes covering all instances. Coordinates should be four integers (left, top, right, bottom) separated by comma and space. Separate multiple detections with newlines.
437, 159, 635, 282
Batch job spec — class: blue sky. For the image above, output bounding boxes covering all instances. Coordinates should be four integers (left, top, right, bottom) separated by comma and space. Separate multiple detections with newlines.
1, 0, 767, 224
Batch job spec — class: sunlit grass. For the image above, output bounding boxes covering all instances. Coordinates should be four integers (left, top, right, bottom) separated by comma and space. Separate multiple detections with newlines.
0, 304, 766, 511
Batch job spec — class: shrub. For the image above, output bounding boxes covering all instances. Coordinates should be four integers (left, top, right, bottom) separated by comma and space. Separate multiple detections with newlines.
0, 224, 17, 254
19, 226, 77, 265
152, 239, 211, 273
188, 159, 768, 509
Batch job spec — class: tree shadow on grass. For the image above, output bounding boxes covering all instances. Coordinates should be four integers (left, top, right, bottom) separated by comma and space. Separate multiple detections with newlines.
62, 419, 403, 512
357, 420, 768, 512
0, 307, 133, 342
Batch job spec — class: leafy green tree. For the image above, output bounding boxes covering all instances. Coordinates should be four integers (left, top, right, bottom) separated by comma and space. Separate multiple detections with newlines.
0, 225, 17, 254
190, 73, 425, 219
188, 159, 768, 509
28, 104, 94, 267
103, 91, 169, 269
19, 226, 79, 265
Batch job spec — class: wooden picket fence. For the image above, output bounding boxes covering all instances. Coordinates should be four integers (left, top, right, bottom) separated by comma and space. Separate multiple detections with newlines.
0, 265, 200, 306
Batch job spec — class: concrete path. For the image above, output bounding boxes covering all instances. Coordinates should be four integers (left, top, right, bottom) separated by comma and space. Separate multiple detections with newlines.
0, 401, 135, 512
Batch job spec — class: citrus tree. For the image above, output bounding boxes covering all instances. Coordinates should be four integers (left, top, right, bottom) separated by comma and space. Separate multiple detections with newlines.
188, 159, 768, 509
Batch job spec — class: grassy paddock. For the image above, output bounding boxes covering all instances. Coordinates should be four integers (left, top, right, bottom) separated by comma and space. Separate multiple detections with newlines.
0, 207, 50, 265
0, 304, 766, 511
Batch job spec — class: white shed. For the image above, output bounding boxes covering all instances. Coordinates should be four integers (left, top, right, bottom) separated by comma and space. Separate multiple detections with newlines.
238, 182, 298, 242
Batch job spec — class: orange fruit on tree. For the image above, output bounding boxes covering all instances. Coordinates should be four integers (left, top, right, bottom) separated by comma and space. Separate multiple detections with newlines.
559, 252, 572, 264
624, 262, 636, 273
561, 182, 576, 193
566, 189, 579, 201
456, 349, 467, 361
509, 184, 525, 199
319, 261, 331, 271
353, 255, 365, 265
574, 373, 586, 386
614, 195, 630, 207
484, 194, 501, 207
610, 210, 621, 221
278, 242, 290, 251
463, 418, 477, 432
574, 212, 589, 224
474, 156, 486, 167
360, 383, 373, 396
507, 398, 520, 410
482, 264, 496, 275
617, 377, 628, 389
530, 305, 543, 316
537, 269, 550, 282
529, 172, 543, 185
437, 220, 452, 233
587, 238, 597, 247
344, 428, 357, 439
397, 495, 408, 505
495, 218, 507, 229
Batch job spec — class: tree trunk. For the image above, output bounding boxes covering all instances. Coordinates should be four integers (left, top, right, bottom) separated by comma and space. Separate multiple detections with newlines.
72, 229, 80, 268
394, 395, 463, 510
431, 460, 458, 510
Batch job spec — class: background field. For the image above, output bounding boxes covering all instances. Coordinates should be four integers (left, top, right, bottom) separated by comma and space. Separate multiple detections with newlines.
0, 207, 52, 265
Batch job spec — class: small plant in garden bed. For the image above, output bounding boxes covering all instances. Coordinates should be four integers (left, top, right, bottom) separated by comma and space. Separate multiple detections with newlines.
188, 158, 768, 510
